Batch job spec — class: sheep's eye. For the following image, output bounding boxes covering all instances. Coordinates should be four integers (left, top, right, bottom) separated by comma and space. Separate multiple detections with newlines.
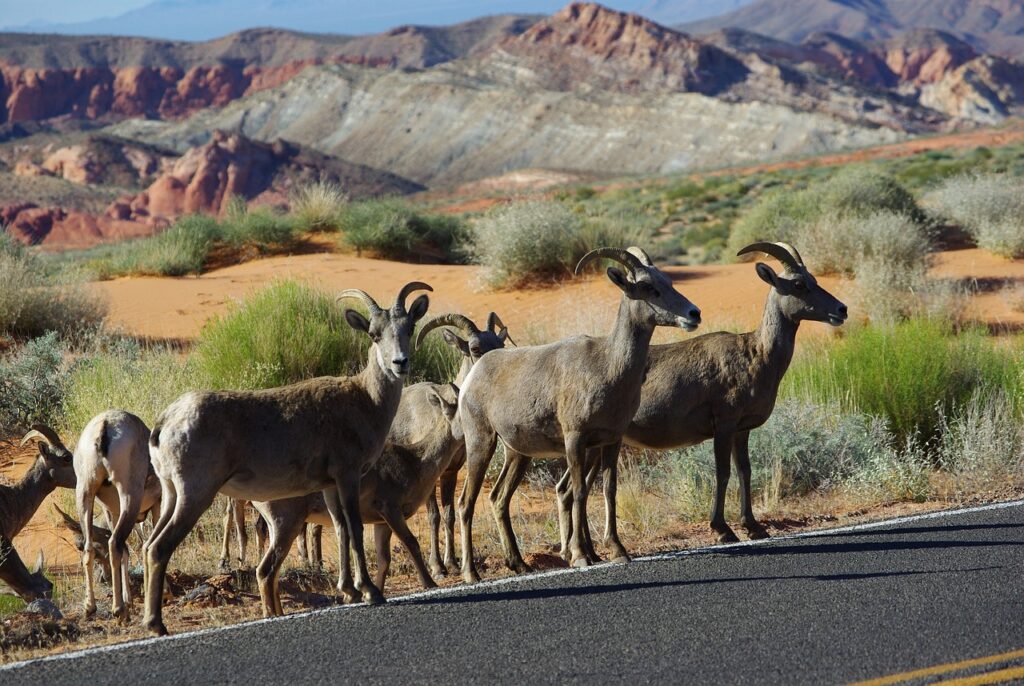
793, 281, 807, 292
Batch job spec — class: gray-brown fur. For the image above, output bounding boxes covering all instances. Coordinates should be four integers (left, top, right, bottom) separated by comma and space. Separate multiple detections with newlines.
457, 247, 701, 582
546, 242, 847, 552
142, 283, 431, 635
251, 382, 461, 616
53, 504, 113, 585
0, 432, 75, 599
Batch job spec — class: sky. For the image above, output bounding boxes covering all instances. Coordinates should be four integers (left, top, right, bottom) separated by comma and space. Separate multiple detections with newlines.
0, 1, 748, 38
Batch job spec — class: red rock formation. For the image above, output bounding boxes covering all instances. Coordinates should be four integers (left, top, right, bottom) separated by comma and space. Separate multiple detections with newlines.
881, 30, 978, 85
492, 2, 748, 95
1, 202, 160, 248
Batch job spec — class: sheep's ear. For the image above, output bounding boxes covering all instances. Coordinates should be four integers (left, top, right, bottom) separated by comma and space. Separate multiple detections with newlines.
606, 267, 636, 295
755, 262, 779, 288
441, 329, 471, 357
32, 550, 44, 574
408, 294, 430, 323
345, 309, 370, 334
427, 387, 457, 420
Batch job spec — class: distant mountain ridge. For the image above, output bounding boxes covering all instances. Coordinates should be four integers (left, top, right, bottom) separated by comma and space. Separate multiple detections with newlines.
680, 0, 1024, 56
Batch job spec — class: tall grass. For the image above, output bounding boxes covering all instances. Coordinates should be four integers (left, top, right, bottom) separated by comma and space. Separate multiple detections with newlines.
60, 338, 203, 432
471, 200, 651, 288
926, 173, 1024, 258
783, 318, 1020, 444
0, 234, 106, 337
291, 181, 347, 233
91, 215, 220, 278
340, 199, 469, 263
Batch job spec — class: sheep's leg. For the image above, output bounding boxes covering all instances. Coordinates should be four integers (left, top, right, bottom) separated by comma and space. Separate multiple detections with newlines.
218, 499, 233, 571
556, 455, 600, 563
109, 493, 142, 623
438, 464, 460, 570
254, 510, 268, 559
233, 499, 248, 567
255, 513, 304, 618
76, 486, 98, 617
711, 431, 740, 543
380, 502, 437, 592
297, 524, 310, 566
458, 428, 497, 584
425, 493, 445, 577
565, 432, 592, 568
309, 524, 322, 568
335, 474, 384, 605
143, 483, 217, 636
733, 431, 769, 540
323, 488, 357, 602
600, 441, 630, 564
489, 449, 532, 574
372, 523, 392, 594
143, 477, 176, 610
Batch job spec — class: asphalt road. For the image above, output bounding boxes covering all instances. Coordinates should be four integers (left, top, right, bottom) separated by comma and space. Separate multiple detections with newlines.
5, 501, 1024, 685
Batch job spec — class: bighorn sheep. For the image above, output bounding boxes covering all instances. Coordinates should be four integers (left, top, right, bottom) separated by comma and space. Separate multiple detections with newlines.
25, 412, 160, 621
53, 504, 112, 585
0, 431, 76, 599
218, 499, 270, 570
413, 311, 511, 576
251, 382, 461, 616
536, 242, 848, 559
457, 247, 701, 581
142, 282, 431, 635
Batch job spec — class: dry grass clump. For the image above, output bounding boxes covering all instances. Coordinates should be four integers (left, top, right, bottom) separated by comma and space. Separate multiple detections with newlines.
291, 181, 347, 233
926, 173, 1024, 258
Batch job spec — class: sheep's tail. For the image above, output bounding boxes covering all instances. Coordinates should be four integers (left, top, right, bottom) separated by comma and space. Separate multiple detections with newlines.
96, 418, 110, 457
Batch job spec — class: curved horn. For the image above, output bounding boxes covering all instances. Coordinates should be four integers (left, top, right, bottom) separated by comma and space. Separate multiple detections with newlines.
574, 247, 645, 276
416, 313, 480, 349
338, 289, 382, 314
20, 424, 62, 448
395, 282, 433, 314
626, 246, 654, 266
736, 242, 804, 273
486, 312, 507, 333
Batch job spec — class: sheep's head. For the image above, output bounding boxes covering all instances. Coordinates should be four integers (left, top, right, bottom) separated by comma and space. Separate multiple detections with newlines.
427, 383, 462, 441
576, 246, 701, 332
738, 242, 848, 327
20, 424, 76, 489
416, 311, 513, 367
340, 282, 432, 378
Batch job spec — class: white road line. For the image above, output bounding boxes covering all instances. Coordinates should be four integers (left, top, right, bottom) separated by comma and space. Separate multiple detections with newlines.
3, 498, 1021, 672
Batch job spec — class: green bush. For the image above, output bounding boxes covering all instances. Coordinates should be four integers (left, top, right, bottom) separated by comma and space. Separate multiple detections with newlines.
471, 200, 652, 288
60, 338, 203, 432
0, 234, 106, 337
926, 174, 1024, 258
95, 215, 220, 278
196, 281, 367, 390
291, 181, 347, 233
783, 318, 1019, 444
0, 332, 68, 436
728, 167, 924, 257
341, 199, 469, 263
221, 200, 298, 249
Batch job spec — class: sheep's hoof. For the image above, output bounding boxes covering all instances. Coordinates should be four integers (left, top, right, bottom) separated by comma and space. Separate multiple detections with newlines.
429, 563, 448, 578
339, 585, 359, 604
113, 605, 130, 624
462, 569, 481, 584
143, 617, 168, 636
362, 588, 385, 606
570, 556, 592, 569
217, 558, 230, 573
747, 527, 770, 540
716, 529, 740, 544
610, 553, 632, 565
507, 558, 533, 575
82, 603, 96, 619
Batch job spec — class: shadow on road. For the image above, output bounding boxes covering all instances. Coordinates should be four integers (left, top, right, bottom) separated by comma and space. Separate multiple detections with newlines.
410, 566, 997, 606
717, 538, 1023, 557
817, 522, 1024, 538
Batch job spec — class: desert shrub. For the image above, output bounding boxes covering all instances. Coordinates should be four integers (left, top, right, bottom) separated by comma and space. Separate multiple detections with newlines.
799, 211, 932, 276
783, 318, 1018, 444
472, 200, 652, 288
196, 281, 367, 390
926, 174, 1024, 258
728, 167, 923, 256
291, 181, 347, 233
220, 199, 298, 249
0, 332, 68, 436
0, 234, 106, 337
60, 338, 203, 432
95, 215, 220, 278
341, 199, 469, 262
633, 398, 925, 526
935, 389, 1024, 496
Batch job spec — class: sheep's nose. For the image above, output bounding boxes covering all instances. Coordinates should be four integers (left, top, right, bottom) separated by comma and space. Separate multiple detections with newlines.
838, 305, 848, 318
688, 308, 701, 323
393, 357, 409, 372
